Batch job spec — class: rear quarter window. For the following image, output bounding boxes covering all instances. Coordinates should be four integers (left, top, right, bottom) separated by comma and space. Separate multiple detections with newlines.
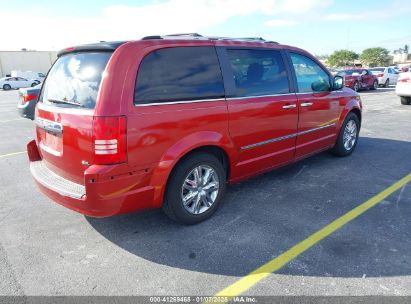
134, 46, 225, 104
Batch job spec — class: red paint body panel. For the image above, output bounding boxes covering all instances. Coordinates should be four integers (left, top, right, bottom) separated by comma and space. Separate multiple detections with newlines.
29, 38, 362, 217
227, 94, 298, 181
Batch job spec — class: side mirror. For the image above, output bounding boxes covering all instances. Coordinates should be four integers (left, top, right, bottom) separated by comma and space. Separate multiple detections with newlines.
333, 76, 343, 90
311, 80, 330, 92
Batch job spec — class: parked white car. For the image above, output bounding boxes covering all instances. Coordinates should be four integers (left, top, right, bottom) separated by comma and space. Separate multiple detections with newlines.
11, 70, 46, 83
396, 72, 411, 105
369, 67, 400, 87
0, 77, 39, 90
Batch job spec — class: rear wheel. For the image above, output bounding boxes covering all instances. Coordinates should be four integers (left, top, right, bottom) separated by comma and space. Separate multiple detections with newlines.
400, 96, 411, 105
331, 112, 360, 157
2, 84, 11, 90
163, 152, 226, 225
370, 80, 378, 90
384, 78, 389, 87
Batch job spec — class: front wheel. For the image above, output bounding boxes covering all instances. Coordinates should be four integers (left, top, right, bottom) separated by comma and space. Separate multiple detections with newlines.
331, 113, 360, 157
163, 152, 226, 225
400, 96, 411, 105
370, 80, 378, 90
384, 79, 389, 87
3, 84, 11, 90
353, 81, 359, 92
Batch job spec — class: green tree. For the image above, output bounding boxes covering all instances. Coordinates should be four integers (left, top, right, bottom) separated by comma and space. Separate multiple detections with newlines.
360, 47, 389, 67
327, 49, 358, 67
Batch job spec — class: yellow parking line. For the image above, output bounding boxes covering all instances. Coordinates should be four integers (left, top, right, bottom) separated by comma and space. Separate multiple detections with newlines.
215, 172, 411, 298
0, 151, 26, 158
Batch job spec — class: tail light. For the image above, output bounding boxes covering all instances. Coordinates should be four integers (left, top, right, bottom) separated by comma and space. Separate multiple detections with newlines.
93, 116, 127, 165
22, 94, 37, 103
398, 77, 411, 83
377, 73, 384, 77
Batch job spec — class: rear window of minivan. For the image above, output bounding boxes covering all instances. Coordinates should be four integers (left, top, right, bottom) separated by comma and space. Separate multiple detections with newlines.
41, 52, 112, 109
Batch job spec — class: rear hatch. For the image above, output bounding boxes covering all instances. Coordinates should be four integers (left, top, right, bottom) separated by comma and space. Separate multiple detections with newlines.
36, 52, 112, 184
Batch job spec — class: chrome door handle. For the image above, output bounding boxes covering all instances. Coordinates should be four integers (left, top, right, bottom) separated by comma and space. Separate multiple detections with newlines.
282, 104, 297, 109
300, 102, 313, 107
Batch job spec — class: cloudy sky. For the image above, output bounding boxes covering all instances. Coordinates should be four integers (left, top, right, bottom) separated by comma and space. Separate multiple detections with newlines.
1, 0, 410, 55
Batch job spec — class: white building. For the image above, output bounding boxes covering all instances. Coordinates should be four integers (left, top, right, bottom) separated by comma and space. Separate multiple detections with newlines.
0, 51, 57, 78
392, 47, 408, 64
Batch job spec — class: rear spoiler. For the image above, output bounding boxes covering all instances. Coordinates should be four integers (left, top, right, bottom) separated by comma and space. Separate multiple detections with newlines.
57, 41, 127, 57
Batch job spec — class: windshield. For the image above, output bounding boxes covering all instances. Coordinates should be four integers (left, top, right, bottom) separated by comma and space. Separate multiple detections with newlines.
369, 68, 384, 72
41, 52, 112, 109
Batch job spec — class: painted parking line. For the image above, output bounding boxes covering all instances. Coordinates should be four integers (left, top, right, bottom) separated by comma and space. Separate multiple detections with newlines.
0, 151, 26, 158
0, 118, 23, 123
215, 172, 411, 299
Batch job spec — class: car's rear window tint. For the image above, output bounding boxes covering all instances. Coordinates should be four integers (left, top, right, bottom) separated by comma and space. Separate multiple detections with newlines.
41, 52, 112, 109
134, 47, 224, 104
226, 49, 290, 97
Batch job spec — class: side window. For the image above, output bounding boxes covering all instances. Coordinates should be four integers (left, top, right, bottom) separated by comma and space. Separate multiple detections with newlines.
388, 68, 394, 74
290, 53, 330, 93
226, 49, 289, 97
134, 47, 224, 104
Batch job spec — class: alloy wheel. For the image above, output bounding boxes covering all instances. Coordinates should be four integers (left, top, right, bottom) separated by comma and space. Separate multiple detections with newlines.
181, 165, 220, 215
343, 120, 357, 151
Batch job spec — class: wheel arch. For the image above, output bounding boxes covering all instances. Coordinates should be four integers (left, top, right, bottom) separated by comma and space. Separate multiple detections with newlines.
149, 131, 236, 208
349, 107, 362, 127
337, 97, 362, 131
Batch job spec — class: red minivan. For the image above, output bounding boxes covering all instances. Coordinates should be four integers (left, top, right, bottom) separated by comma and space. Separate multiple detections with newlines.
28, 34, 362, 224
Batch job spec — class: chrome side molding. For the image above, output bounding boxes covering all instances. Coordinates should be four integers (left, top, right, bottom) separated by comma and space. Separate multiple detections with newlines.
241, 123, 336, 150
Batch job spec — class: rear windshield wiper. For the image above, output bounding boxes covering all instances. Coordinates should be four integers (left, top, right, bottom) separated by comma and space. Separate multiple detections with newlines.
47, 98, 84, 107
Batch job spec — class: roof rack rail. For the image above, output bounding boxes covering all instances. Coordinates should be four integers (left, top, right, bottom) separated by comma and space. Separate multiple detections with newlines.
209, 36, 264, 41
141, 34, 279, 44
164, 33, 203, 37
208, 36, 279, 44
142, 35, 162, 40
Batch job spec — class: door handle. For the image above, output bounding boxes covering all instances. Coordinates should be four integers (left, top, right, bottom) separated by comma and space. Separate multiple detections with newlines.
282, 104, 297, 109
300, 102, 313, 107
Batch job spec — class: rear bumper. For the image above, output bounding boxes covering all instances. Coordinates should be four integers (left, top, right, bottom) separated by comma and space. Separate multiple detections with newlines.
396, 83, 411, 97
30, 161, 86, 199
28, 142, 156, 217
377, 77, 387, 85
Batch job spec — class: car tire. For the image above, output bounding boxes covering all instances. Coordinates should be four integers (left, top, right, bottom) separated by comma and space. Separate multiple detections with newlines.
384, 79, 389, 87
370, 80, 378, 90
31, 83, 37, 87
2, 84, 11, 90
400, 97, 411, 105
353, 81, 359, 92
331, 112, 360, 157
163, 152, 226, 225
